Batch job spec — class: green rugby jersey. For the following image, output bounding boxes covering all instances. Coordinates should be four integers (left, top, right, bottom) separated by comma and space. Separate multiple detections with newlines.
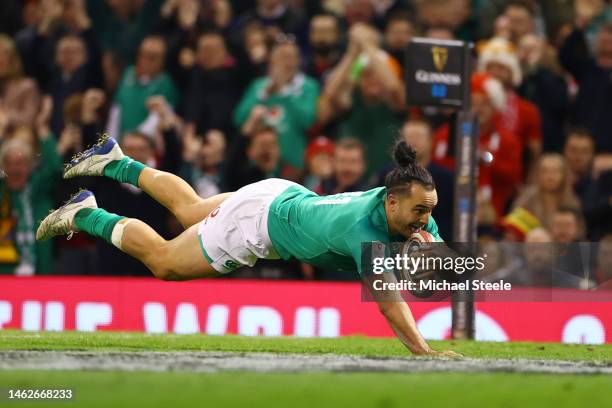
267, 185, 442, 276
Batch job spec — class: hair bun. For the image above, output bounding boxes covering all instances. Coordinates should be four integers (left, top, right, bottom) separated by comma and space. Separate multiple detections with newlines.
393, 140, 418, 168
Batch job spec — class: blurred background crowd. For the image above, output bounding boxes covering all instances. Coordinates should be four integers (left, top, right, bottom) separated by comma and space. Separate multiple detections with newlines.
0, 0, 611, 287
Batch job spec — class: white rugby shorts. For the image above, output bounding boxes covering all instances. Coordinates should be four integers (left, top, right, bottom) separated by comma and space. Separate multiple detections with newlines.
197, 178, 298, 273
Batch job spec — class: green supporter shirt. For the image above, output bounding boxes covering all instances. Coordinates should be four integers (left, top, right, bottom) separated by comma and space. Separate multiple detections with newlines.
267, 185, 442, 277
0, 137, 61, 275
233, 73, 319, 170
114, 66, 179, 135
87, 0, 164, 63
337, 92, 404, 177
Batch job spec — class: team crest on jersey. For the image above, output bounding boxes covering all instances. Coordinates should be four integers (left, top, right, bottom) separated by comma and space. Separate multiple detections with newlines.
223, 260, 240, 270
265, 106, 284, 125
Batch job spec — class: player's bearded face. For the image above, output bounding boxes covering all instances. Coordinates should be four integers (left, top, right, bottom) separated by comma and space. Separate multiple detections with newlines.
387, 184, 438, 239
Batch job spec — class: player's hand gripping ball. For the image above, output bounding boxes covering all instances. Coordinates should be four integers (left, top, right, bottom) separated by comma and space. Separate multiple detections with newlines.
398, 230, 439, 298
410, 230, 437, 244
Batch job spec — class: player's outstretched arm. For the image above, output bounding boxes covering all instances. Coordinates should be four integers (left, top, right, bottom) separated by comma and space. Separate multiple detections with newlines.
377, 301, 461, 358
363, 272, 461, 357
377, 300, 431, 354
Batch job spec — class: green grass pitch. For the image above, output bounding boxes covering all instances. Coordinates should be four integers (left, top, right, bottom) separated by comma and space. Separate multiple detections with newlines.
0, 330, 611, 408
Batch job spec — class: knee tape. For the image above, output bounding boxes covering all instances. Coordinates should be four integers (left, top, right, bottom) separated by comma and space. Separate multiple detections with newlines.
111, 219, 134, 250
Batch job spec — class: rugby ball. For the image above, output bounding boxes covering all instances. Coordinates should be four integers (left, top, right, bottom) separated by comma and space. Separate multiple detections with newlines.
410, 230, 436, 243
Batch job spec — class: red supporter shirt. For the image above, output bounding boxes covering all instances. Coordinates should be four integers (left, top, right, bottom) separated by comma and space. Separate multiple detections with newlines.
432, 123, 523, 216
500, 92, 542, 150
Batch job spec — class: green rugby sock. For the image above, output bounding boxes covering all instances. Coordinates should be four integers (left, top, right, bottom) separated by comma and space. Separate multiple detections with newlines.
103, 157, 146, 187
74, 208, 125, 244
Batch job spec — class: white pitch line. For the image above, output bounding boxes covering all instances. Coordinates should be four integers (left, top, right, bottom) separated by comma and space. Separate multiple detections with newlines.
0, 351, 610, 375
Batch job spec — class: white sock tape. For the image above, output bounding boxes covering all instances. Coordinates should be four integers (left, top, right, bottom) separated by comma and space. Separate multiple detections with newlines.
111, 219, 133, 250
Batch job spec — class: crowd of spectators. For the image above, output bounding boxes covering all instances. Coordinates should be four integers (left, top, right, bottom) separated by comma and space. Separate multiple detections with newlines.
0, 0, 611, 287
